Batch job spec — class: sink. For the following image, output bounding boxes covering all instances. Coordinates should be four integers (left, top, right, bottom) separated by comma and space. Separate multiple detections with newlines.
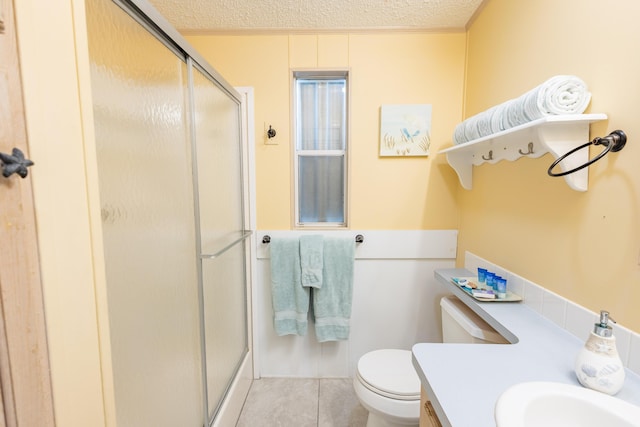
495, 381, 640, 427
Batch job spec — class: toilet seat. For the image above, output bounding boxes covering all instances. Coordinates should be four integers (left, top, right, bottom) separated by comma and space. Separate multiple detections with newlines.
356, 349, 420, 401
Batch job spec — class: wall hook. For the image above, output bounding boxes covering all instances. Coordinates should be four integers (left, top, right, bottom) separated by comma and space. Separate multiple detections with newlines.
0, 147, 34, 178
267, 125, 276, 139
481, 150, 493, 161
518, 142, 535, 155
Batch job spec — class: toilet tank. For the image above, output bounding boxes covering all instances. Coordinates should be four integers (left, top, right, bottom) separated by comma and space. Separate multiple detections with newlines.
440, 295, 508, 344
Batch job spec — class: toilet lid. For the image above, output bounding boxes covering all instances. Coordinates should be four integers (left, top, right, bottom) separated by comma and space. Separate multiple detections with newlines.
357, 349, 420, 400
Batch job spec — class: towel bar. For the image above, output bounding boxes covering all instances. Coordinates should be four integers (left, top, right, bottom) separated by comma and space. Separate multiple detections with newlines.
262, 234, 364, 244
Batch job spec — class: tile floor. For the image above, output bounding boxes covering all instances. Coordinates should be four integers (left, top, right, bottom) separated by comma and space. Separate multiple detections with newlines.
236, 378, 368, 427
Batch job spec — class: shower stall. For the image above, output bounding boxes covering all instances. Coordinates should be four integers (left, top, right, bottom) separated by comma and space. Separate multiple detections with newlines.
84, 0, 253, 425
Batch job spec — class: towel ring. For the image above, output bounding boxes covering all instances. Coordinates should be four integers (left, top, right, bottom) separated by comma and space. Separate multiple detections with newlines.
547, 130, 627, 177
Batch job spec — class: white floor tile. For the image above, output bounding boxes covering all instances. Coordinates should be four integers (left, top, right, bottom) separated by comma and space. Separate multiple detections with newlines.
236, 378, 367, 427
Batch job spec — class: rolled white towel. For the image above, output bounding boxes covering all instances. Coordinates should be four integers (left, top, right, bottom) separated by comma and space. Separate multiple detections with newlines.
476, 106, 495, 138
453, 121, 467, 144
490, 103, 508, 134
522, 89, 546, 121
536, 75, 591, 115
452, 75, 591, 144
463, 114, 481, 142
505, 96, 528, 128
521, 75, 591, 120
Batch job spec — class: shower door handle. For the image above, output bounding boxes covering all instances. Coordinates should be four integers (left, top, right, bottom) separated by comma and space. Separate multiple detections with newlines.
0, 147, 34, 178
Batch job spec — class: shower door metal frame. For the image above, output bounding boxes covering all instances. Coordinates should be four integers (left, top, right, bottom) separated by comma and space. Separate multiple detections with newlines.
188, 59, 251, 424
105, 1, 254, 425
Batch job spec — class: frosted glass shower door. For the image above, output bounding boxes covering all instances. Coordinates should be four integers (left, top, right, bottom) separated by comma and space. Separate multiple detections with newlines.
191, 66, 249, 421
86, 0, 203, 425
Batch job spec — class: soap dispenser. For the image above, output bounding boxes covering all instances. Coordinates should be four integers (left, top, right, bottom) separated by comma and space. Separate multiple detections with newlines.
575, 310, 625, 395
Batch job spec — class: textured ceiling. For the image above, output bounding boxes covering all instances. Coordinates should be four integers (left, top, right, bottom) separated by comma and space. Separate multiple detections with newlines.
147, 0, 486, 33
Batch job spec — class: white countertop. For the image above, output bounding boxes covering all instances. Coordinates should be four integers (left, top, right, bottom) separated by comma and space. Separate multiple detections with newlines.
412, 268, 640, 427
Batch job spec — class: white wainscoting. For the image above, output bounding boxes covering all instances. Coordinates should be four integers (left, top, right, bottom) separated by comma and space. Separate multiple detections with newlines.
254, 230, 458, 378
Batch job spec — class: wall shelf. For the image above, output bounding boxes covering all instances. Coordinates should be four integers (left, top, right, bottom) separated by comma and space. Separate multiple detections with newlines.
439, 114, 608, 191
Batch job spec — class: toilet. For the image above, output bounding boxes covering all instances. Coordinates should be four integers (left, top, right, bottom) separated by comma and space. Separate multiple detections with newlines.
353, 295, 506, 427
353, 349, 421, 427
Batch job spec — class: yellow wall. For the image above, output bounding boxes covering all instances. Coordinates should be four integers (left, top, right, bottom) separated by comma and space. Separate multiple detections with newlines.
462, 0, 640, 330
186, 32, 465, 230
14, 1, 640, 423
14, 0, 107, 425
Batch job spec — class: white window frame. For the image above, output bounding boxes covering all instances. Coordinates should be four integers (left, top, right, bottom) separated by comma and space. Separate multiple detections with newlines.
292, 69, 350, 228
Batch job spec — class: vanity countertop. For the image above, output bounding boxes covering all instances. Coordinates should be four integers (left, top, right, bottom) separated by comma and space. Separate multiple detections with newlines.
412, 268, 640, 427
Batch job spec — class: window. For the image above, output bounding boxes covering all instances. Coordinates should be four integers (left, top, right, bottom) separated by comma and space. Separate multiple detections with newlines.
293, 70, 348, 227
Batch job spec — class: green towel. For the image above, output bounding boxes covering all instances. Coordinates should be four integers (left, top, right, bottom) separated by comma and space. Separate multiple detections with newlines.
270, 238, 309, 336
300, 235, 323, 289
313, 237, 355, 342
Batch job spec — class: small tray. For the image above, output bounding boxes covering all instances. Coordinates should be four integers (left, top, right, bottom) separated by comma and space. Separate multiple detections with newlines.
451, 277, 522, 302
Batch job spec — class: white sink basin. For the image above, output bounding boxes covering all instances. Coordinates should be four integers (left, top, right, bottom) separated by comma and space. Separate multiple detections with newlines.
495, 381, 640, 427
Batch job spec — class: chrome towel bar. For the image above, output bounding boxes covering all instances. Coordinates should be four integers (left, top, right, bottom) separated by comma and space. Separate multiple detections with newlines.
262, 234, 364, 244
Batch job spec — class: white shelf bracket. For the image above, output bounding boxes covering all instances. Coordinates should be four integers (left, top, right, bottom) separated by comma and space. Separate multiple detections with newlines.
440, 114, 608, 192
535, 120, 591, 191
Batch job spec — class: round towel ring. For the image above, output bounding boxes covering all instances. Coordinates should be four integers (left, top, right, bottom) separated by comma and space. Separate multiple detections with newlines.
548, 130, 627, 177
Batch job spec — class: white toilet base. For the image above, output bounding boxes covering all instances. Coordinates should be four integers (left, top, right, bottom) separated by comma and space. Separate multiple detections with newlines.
365, 411, 419, 427
353, 376, 419, 427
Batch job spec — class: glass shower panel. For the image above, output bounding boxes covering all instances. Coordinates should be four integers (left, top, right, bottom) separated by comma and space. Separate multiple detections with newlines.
86, 0, 203, 426
201, 245, 248, 419
191, 67, 244, 255
191, 66, 248, 421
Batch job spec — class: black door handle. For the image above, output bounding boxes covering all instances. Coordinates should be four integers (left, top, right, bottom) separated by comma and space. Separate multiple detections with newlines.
0, 147, 34, 178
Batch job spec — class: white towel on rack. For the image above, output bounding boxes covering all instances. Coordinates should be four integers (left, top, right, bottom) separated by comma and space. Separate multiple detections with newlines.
505, 98, 528, 128
453, 75, 591, 145
489, 103, 508, 134
536, 75, 592, 115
